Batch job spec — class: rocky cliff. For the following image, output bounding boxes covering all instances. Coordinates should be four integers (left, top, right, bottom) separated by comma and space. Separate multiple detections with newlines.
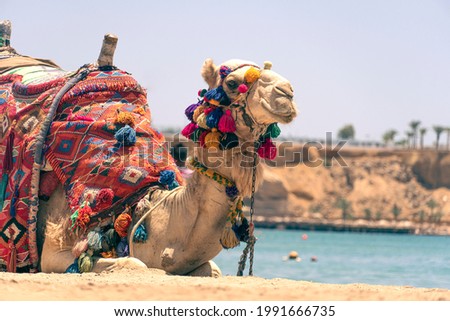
253, 145, 450, 234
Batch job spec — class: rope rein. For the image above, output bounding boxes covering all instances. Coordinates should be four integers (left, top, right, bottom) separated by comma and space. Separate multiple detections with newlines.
237, 141, 259, 276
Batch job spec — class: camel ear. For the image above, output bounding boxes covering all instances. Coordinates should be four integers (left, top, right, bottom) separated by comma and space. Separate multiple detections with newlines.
201, 58, 219, 88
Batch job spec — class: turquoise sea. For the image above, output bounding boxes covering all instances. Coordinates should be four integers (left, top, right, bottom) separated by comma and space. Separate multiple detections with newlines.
214, 229, 450, 289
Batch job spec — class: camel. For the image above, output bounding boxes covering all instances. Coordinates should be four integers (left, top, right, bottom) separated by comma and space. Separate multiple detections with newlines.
1, 21, 297, 276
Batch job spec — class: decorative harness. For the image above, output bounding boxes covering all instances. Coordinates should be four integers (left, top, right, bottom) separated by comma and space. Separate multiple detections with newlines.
180, 61, 282, 276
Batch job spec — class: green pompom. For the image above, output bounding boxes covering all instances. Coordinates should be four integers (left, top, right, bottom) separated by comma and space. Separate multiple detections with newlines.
264, 123, 281, 139
191, 127, 206, 142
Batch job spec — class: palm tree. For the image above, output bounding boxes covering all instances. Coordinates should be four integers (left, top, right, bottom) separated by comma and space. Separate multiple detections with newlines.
419, 128, 427, 149
335, 197, 352, 221
433, 126, 445, 150
409, 120, 421, 149
406, 131, 414, 149
382, 129, 397, 146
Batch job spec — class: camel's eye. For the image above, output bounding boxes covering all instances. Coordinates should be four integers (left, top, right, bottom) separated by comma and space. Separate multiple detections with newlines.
226, 80, 238, 90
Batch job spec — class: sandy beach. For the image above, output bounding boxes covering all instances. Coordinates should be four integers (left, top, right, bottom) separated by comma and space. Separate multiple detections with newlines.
2, 268, 449, 301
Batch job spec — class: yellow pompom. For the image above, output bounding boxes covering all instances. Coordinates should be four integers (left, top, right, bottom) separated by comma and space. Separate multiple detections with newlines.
193, 105, 205, 122
115, 111, 135, 127
244, 67, 261, 83
205, 128, 222, 149
196, 113, 209, 129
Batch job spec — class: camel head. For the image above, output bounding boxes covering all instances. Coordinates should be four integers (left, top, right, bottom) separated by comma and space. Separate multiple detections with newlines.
201, 58, 297, 129
182, 58, 298, 174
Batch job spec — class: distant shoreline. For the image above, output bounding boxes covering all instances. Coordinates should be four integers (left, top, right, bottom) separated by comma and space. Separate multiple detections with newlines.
253, 216, 450, 236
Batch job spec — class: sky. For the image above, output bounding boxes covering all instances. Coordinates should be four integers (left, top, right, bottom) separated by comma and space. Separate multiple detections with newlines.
2, 0, 450, 145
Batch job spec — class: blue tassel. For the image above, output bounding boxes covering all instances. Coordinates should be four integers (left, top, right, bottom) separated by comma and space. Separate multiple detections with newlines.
114, 125, 136, 146
65, 259, 80, 273
206, 108, 223, 128
159, 170, 179, 190
226, 186, 239, 198
185, 102, 200, 121
116, 237, 129, 257
204, 86, 231, 106
133, 224, 148, 243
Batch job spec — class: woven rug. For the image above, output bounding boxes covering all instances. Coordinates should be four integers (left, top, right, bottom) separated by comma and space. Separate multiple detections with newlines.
0, 68, 182, 272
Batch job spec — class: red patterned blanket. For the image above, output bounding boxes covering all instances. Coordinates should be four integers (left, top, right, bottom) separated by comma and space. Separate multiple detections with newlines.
0, 68, 182, 272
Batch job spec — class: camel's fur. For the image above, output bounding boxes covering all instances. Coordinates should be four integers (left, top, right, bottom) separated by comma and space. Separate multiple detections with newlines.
31, 58, 297, 276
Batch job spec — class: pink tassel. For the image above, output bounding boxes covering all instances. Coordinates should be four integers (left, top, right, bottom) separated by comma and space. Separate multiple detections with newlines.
218, 110, 236, 133
258, 138, 277, 160
181, 122, 198, 138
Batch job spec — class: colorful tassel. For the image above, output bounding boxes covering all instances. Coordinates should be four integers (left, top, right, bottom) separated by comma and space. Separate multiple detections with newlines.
232, 217, 250, 242
226, 185, 239, 198
220, 133, 239, 150
206, 107, 223, 128
70, 202, 92, 231
193, 105, 205, 122
159, 170, 179, 190
244, 67, 261, 83
115, 111, 135, 127
203, 107, 214, 115
93, 188, 114, 212
114, 211, 132, 238
218, 110, 236, 133
220, 222, 240, 249
87, 230, 103, 252
65, 259, 80, 273
78, 252, 94, 273
198, 89, 207, 97
219, 65, 232, 79
181, 122, 198, 138
116, 237, 129, 257
185, 102, 200, 121
115, 124, 136, 146
264, 123, 281, 139
133, 224, 148, 243
196, 112, 209, 129
204, 128, 222, 149
199, 130, 209, 147
258, 138, 277, 160
101, 228, 120, 252
204, 86, 231, 106
190, 127, 206, 143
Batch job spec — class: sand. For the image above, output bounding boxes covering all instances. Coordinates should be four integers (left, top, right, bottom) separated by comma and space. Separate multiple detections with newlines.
2, 268, 449, 301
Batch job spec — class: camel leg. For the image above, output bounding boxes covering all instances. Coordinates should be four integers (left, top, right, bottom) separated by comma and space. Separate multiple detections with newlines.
92, 257, 148, 272
186, 260, 222, 278
40, 241, 76, 273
